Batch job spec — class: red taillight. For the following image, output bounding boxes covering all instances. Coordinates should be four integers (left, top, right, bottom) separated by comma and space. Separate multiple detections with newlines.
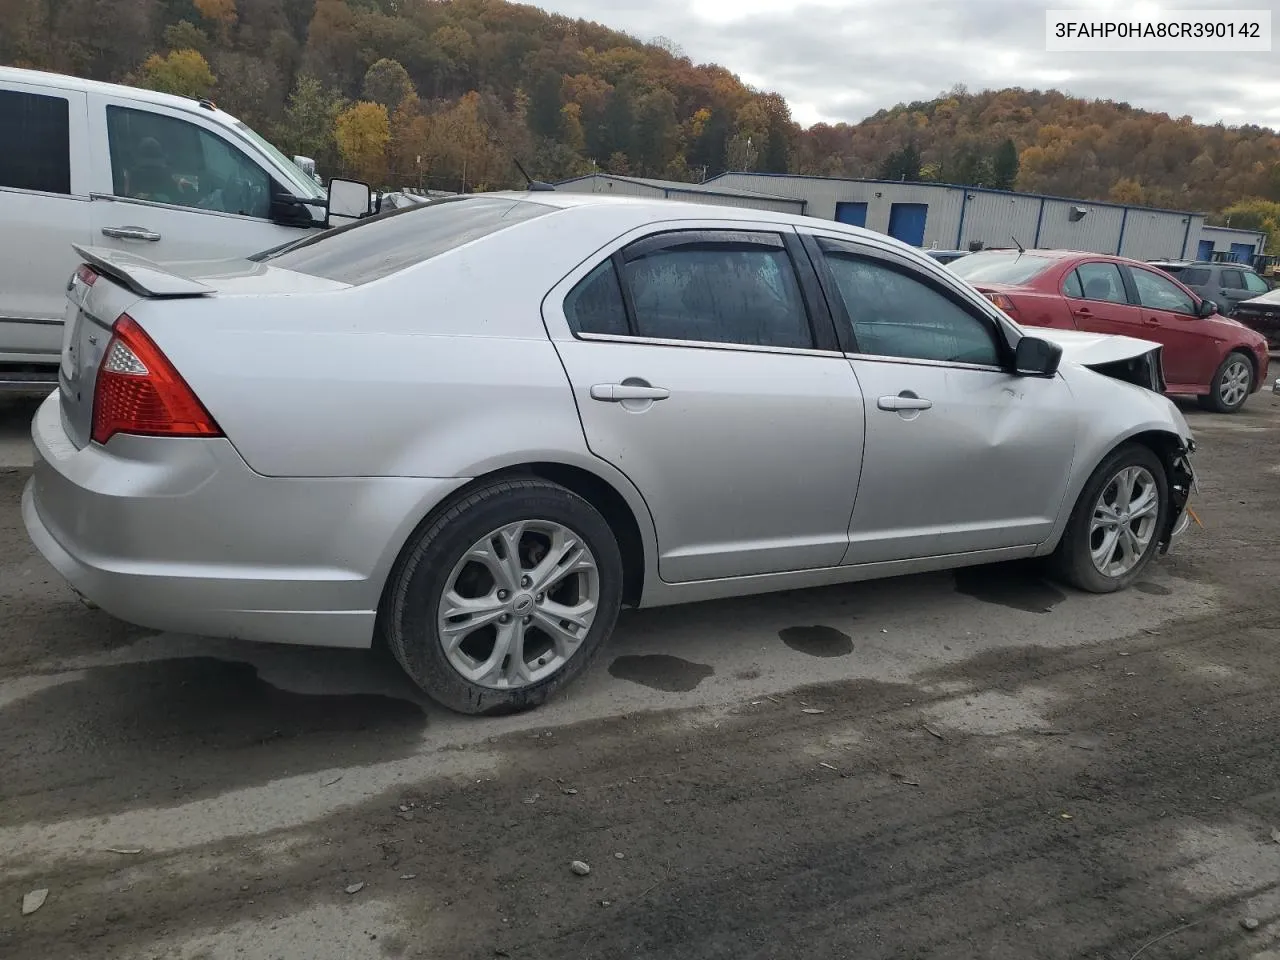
76, 264, 98, 286
91, 314, 223, 445
983, 291, 1019, 316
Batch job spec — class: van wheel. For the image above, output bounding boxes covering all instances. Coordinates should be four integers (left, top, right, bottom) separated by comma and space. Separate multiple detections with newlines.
1198, 351, 1253, 413
382, 478, 623, 716
1050, 443, 1168, 593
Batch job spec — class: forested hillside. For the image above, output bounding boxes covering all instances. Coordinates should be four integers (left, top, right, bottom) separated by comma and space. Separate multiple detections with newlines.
1, 0, 1277, 239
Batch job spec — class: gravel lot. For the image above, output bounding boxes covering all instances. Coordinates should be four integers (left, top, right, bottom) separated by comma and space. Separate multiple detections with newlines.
2, 390, 1279, 960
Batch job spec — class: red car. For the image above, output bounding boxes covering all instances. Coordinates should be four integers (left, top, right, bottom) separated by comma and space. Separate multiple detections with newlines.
949, 249, 1270, 413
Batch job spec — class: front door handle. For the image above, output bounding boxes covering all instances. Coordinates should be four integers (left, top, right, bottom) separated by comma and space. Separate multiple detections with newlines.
1144, 317, 1160, 326
102, 225, 161, 241
590, 383, 671, 402
878, 394, 933, 412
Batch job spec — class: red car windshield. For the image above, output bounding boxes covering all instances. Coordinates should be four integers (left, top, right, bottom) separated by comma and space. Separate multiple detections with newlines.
949, 252, 1058, 285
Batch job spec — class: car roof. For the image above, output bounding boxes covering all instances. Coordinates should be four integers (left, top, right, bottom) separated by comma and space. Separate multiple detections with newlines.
0, 65, 241, 127
473, 190, 924, 250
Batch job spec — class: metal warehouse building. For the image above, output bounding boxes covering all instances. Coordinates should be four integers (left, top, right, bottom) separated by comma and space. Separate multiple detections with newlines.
556, 172, 1265, 264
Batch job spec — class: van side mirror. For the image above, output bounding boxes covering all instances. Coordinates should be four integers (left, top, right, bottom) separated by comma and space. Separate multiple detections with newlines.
327, 178, 374, 220
1198, 299, 1219, 318
1014, 335, 1062, 376
269, 193, 322, 228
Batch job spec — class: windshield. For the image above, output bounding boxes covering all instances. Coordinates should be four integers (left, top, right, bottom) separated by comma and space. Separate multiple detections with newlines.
949, 251, 1057, 285
232, 120, 326, 201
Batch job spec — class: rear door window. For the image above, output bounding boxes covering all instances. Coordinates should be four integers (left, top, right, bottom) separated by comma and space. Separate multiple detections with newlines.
615, 231, 815, 349
0, 89, 71, 194
1074, 262, 1128, 304
1179, 267, 1211, 286
1220, 270, 1245, 290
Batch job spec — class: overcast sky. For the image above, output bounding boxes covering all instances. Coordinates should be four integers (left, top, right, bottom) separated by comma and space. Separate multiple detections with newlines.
530, 0, 1280, 130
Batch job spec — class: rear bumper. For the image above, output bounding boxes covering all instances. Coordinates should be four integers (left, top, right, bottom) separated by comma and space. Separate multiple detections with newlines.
22, 392, 466, 648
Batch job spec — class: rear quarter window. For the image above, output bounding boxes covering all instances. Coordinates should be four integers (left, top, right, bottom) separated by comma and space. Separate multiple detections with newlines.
0, 89, 71, 194
256, 195, 555, 284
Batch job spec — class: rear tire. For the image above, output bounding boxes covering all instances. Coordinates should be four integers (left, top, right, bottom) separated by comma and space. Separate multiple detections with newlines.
381, 478, 623, 716
1197, 351, 1253, 413
1050, 443, 1169, 593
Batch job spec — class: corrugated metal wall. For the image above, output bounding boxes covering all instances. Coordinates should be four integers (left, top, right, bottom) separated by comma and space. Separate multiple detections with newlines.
662, 187, 803, 214
710, 173, 1226, 261
1118, 210, 1201, 260
956, 192, 1042, 252
1195, 225, 1268, 259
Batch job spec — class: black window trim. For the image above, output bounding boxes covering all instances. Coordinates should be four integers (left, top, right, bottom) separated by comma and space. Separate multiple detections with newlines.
803, 232, 1016, 370
1121, 263, 1199, 317
565, 226, 841, 355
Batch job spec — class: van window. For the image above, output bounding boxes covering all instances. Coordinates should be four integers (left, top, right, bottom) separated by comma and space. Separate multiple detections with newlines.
0, 90, 71, 194
106, 106, 272, 219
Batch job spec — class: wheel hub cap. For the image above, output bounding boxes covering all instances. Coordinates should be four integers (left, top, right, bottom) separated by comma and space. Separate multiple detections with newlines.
1088, 465, 1160, 578
437, 519, 600, 690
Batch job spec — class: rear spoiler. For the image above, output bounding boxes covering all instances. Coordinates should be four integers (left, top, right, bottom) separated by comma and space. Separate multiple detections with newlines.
71, 244, 215, 298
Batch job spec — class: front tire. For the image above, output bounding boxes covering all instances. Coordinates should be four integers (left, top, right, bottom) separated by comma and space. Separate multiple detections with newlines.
382, 478, 624, 716
1198, 351, 1253, 413
1050, 443, 1169, 593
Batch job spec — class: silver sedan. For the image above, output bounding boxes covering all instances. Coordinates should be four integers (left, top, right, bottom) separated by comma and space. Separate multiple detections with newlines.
24, 193, 1197, 714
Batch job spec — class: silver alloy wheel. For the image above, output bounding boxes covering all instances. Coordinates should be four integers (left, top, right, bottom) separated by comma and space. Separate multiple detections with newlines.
437, 519, 600, 689
1089, 465, 1160, 578
1220, 357, 1251, 408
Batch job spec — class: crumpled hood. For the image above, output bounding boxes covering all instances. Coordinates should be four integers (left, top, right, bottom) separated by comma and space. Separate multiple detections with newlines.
1028, 327, 1161, 366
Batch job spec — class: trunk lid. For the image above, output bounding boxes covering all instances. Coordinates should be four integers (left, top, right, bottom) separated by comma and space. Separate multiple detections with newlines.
59, 246, 348, 449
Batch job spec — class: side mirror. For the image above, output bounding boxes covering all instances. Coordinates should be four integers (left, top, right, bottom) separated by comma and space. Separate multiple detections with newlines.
269, 194, 321, 228
1014, 335, 1062, 377
327, 178, 373, 220
1198, 299, 1219, 318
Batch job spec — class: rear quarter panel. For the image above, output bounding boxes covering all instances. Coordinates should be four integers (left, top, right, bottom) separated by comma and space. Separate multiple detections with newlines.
133, 205, 660, 482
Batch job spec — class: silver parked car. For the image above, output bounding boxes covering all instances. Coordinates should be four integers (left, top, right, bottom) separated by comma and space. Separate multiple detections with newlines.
24, 193, 1197, 714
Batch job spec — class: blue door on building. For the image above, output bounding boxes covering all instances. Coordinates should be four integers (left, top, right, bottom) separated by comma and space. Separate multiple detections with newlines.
887, 203, 928, 246
834, 201, 868, 227
1230, 242, 1255, 263
1196, 239, 1214, 261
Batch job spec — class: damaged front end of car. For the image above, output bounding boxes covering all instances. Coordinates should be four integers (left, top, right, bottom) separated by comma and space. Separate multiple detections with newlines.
1157, 436, 1196, 555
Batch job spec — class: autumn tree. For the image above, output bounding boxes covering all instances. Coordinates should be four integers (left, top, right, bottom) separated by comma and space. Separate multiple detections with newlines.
136, 49, 216, 99
278, 75, 346, 176
991, 138, 1019, 190
1217, 199, 1280, 255
335, 101, 389, 184
362, 58, 414, 113
163, 20, 210, 55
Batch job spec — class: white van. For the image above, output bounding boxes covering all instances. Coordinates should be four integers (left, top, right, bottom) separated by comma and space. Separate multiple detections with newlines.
0, 66, 373, 387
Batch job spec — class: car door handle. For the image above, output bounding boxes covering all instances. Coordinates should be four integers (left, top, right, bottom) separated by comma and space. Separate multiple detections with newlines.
101, 225, 161, 241
1144, 317, 1160, 326
590, 383, 671, 402
878, 395, 933, 411
1074, 306, 1092, 316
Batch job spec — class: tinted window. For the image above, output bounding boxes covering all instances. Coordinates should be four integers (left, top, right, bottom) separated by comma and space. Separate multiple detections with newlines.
258, 196, 554, 285
1074, 262, 1128, 304
565, 260, 628, 336
825, 252, 1000, 366
1221, 269, 1245, 289
106, 106, 271, 218
621, 240, 813, 349
1131, 268, 1196, 314
1243, 271, 1269, 294
948, 252, 1056, 284
1180, 267, 1211, 285
0, 90, 71, 194
1062, 271, 1084, 298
